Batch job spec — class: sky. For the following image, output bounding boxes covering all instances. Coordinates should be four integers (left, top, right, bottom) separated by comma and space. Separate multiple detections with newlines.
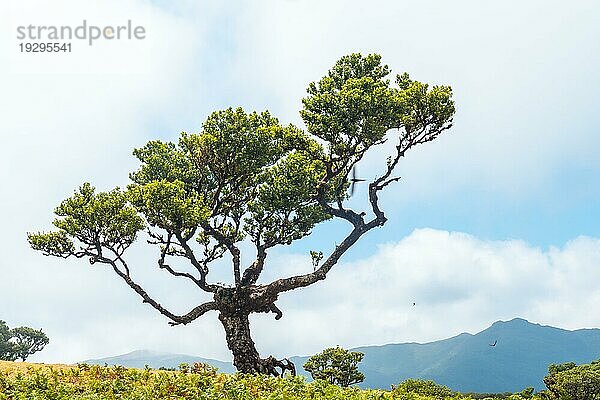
1, 0, 599, 364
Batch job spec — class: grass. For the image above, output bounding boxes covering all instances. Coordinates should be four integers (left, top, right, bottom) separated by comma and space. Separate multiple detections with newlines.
0, 360, 72, 375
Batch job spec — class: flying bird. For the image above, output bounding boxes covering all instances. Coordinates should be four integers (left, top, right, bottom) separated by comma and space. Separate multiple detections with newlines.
349, 167, 365, 196
489, 340, 497, 347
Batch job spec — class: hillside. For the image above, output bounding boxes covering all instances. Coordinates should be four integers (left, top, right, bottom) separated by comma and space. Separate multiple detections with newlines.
84, 318, 600, 393
83, 349, 236, 374
352, 318, 600, 392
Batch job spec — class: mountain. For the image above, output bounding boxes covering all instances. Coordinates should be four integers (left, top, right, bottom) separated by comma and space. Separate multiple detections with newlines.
351, 318, 600, 392
83, 318, 600, 393
83, 350, 236, 374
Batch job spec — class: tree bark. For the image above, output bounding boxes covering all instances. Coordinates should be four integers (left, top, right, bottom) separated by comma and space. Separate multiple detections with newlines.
218, 311, 295, 376
219, 312, 260, 372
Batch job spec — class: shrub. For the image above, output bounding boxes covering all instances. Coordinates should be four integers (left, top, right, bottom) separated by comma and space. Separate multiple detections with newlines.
392, 379, 455, 399
303, 346, 365, 387
543, 359, 600, 400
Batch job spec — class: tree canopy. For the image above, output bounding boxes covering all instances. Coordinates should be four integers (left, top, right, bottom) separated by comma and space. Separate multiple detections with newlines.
544, 360, 600, 400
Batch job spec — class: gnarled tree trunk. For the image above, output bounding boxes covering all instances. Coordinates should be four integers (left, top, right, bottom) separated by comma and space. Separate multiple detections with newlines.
219, 312, 262, 372
217, 298, 295, 376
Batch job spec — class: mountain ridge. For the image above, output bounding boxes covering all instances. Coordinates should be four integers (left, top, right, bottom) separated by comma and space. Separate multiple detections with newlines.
83, 318, 600, 392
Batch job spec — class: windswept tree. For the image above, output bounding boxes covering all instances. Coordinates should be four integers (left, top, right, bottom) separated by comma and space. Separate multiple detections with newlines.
0, 321, 49, 362
28, 54, 455, 375
10, 327, 50, 362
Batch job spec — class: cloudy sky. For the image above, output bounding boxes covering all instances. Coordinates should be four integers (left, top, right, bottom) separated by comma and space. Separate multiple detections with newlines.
1, 0, 599, 364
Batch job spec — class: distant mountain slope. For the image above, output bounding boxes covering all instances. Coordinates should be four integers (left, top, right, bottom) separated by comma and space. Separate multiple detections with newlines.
353, 318, 600, 392
83, 350, 236, 374
83, 318, 600, 393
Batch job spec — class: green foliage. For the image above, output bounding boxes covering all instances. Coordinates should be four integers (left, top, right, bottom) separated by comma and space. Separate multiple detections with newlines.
175, 107, 330, 246
0, 363, 402, 399
394, 73, 455, 138
0, 321, 16, 362
0, 321, 49, 362
543, 359, 600, 400
301, 53, 454, 161
301, 54, 399, 157
547, 362, 576, 376
127, 180, 210, 232
1, 362, 559, 400
29, 107, 333, 263
303, 346, 365, 387
392, 379, 455, 399
516, 387, 534, 399
9, 327, 49, 362
468, 387, 536, 400
28, 183, 144, 259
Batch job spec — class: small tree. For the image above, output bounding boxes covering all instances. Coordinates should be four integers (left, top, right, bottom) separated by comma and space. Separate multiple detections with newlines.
10, 327, 50, 362
28, 53, 455, 375
0, 320, 17, 361
0, 321, 49, 362
303, 346, 365, 387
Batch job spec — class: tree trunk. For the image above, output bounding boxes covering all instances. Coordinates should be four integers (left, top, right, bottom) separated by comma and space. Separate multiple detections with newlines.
218, 312, 261, 372
218, 311, 295, 376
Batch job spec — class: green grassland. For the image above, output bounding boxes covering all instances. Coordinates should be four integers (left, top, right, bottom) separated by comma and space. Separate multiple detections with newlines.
0, 361, 543, 400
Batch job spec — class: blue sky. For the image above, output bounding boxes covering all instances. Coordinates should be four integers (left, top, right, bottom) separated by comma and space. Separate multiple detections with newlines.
1, 0, 600, 363
144, 0, 600, 258
140, 0, 600, 251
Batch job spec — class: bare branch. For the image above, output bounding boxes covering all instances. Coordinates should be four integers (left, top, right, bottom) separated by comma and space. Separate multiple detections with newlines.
200, 221, 242, 287
168, 301, 219, 326
146, 229, 219, 293
266, 224, 369, 295
241, 245, 267, 286
93, 255, 218, 326
173, 231, 220, 293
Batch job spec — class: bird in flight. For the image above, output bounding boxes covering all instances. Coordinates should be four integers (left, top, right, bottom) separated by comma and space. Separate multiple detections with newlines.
349, 167, 365, 196
412, 302, 416, 306
489, 340, 497, 347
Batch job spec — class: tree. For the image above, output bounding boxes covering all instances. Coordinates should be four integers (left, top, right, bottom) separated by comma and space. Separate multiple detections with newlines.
303, 346, 365, 387
543, 360, 600, 400
0, 320, 16, 361
10, 327, 50, 362
0, 321, 49, 362
28, 53, 455, 375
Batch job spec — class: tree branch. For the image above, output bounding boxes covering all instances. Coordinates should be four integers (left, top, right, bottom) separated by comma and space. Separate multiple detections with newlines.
266, 124, 453, 296
173, 231, 220, 292
94, 255, 218, 326
167, 301, 219, 326
148, 230, 219, 293
241, 245, 267, 286
200, 221, 242, 287
265, 225, 367, 295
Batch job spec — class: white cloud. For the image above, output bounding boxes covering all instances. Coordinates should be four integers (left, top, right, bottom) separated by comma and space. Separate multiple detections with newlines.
250, 229, 600, 358
24, 228, 600, 364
